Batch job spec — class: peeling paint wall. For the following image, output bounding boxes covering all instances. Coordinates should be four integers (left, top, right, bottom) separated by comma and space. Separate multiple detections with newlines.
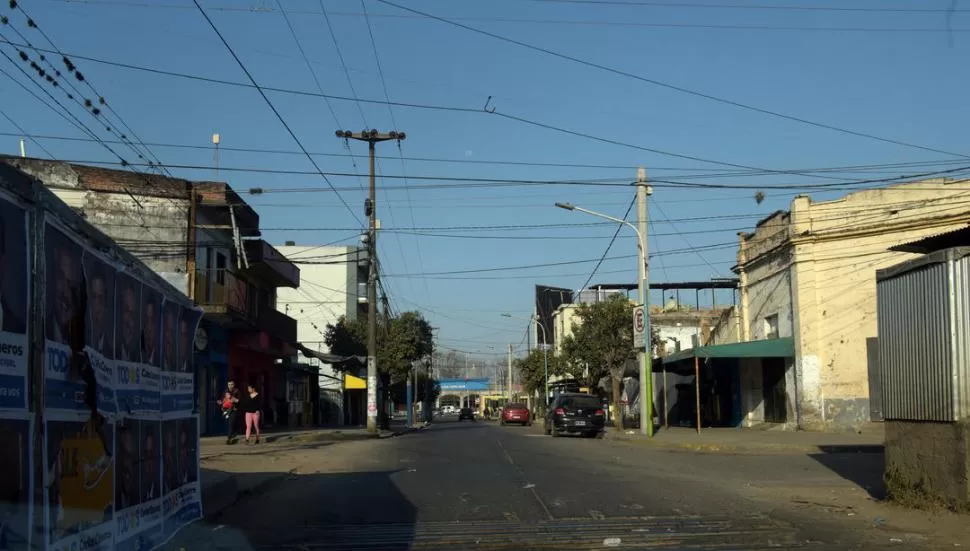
742, 178, 970, 430
5, 157, 192, 295
652, 309, 731, 357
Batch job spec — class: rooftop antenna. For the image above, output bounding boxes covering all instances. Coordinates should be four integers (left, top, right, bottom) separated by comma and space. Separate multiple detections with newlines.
212, 132, 221, 179
19, 138, 25, 158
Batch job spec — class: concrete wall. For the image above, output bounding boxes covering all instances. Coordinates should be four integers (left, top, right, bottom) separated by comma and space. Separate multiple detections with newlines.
276, 245, 366, 385
652, 309, 732, 356
709, 306, 741, 345
552, 303, 580, 356
885, 420, 970, 510
740, 178, 970, 431
5, 157, 193, 295
738, 358, 764, 427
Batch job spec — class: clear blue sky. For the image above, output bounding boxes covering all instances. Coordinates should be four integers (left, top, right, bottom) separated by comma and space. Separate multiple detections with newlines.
2, 0, 968, 361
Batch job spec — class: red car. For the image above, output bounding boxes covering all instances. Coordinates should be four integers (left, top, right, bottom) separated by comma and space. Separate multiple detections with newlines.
500, 404, 531, 426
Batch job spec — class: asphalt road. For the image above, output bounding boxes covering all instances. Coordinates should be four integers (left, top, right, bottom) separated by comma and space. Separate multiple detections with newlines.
168, 419, 956, 550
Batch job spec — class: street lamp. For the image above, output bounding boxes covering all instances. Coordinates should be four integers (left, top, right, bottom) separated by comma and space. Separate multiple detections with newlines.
502, 313, 549, 407
555, 201, 653, 438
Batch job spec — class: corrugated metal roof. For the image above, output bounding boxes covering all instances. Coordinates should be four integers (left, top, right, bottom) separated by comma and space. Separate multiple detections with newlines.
889, 225, 970, 254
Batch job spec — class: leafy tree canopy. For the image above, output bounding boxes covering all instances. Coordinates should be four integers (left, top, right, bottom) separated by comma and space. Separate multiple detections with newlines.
514, 349, 566, 396
324, 311, 433, 384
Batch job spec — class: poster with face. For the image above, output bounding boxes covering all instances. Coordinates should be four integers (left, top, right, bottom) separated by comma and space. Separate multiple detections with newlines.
43, 414, 114, 551
162, 415, 201, 541
114, 273, 141, 366
114, 420, 162, 551
0, 414, 32, 550
44, 224, 85, 414
177, 307, 202, 375
82, 252, 117, 418
0, 192, 28, 411
138, 286, 162, 417
83, 254, 115, 359
114, 273, 142, 417
141, 287, 161, 369
161, 302, 178, 373
161, 306, 201, 417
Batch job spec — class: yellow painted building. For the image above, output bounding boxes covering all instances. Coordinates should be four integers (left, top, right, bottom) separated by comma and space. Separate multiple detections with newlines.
737, 177, 970, 430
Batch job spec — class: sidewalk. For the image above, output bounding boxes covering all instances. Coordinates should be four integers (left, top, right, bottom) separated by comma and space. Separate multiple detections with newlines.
199, 422, 423, 519
608, 424, 884, 455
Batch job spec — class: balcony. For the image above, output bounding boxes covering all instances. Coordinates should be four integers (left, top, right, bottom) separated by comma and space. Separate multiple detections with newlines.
194, 268, 297, 344
244, 239, 300, 288
193, 182, 260, 238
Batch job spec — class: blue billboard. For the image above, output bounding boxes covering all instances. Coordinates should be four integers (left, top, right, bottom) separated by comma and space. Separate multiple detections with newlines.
439, 378, 490, 391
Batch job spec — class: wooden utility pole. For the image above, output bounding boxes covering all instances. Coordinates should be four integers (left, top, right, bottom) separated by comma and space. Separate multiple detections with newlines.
336, 129, 406, 433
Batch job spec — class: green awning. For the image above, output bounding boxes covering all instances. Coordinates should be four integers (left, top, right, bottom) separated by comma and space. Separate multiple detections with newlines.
661, 337, 794, 365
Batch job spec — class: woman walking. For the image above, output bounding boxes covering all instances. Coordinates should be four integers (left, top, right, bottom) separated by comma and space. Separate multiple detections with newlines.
240, 383, 262, 444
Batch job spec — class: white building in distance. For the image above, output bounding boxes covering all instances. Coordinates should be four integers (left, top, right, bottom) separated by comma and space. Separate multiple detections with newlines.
276, 244, 368, 386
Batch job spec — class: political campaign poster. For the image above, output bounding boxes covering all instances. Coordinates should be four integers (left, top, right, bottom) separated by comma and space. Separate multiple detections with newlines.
83, 252, 117, 417
160, 416, 200, 545
0, 192, 29, 411
161, 305, 200, 417
0, 413, 32, 551
176, 307, 201, 375
114, 272, 142, 417
113, 419, 163, 551
43, 414, 114, 551
44, 223, 87, 414
139, 286, 162, 416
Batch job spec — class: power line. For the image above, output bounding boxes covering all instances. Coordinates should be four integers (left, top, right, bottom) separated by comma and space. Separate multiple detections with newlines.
0, 36, 873, 179
376, 0, 970, 161
579, 194, 636, 292
189, 0, 362, 227
0, 107, 54, 157
8, 130, 967, 177
359, 0, 431, 304
48, 1, 970, 32
9, 1, 169, 174
526, 0, 970, 14
26, 157, 970, 193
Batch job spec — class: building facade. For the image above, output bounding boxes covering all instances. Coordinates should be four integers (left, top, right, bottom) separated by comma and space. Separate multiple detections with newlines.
275, 244, 368, 426
736, 178, 970, 430
4, 156, 302, 435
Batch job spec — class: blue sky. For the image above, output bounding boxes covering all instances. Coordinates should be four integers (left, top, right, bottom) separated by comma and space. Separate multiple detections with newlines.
2, 0, 968, 361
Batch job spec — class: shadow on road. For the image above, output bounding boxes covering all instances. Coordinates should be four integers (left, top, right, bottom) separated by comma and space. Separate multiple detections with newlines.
424, 420, 489, 432
808, 451, 886, 500
167, 469, 417, 550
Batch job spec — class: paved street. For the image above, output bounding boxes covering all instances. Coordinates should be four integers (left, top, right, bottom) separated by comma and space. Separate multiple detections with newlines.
168, 419, 968, 550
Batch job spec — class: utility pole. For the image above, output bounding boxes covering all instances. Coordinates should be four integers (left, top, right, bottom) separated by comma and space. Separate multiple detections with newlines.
336, 129, 406, 433
636, 167, 653, 437
507, 343, 514, 402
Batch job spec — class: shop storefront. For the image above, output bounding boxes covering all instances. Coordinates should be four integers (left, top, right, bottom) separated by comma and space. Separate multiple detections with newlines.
194, 320, 230, 436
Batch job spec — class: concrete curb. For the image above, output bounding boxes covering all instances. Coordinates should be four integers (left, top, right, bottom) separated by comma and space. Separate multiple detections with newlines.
607, 432, 884, 455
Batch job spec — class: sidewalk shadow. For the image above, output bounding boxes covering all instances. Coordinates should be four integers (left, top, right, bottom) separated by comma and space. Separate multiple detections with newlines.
167, 469, 417, 550
808, 451, 887, 500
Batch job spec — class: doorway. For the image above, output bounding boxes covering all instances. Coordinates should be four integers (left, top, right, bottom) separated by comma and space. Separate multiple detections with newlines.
762, 358, 788, 424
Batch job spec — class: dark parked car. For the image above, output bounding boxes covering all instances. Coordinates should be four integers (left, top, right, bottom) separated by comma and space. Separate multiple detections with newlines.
545, 393, 606, 438
458, 407, 476, 422
500, 403, 531, 426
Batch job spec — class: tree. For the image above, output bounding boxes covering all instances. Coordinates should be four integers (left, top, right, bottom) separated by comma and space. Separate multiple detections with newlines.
514, 349, 565, 398
324, 311, 433, 383
323, 316, 367, 364
559, 295, 636, 429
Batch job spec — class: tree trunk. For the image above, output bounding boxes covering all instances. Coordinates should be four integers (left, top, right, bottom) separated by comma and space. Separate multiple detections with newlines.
612, 375, 624, 430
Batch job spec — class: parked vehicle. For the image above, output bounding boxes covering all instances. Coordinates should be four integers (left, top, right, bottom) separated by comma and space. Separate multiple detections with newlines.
544, 393, 606, 438
458, 407, 476, 422
500, 403, 531, 426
